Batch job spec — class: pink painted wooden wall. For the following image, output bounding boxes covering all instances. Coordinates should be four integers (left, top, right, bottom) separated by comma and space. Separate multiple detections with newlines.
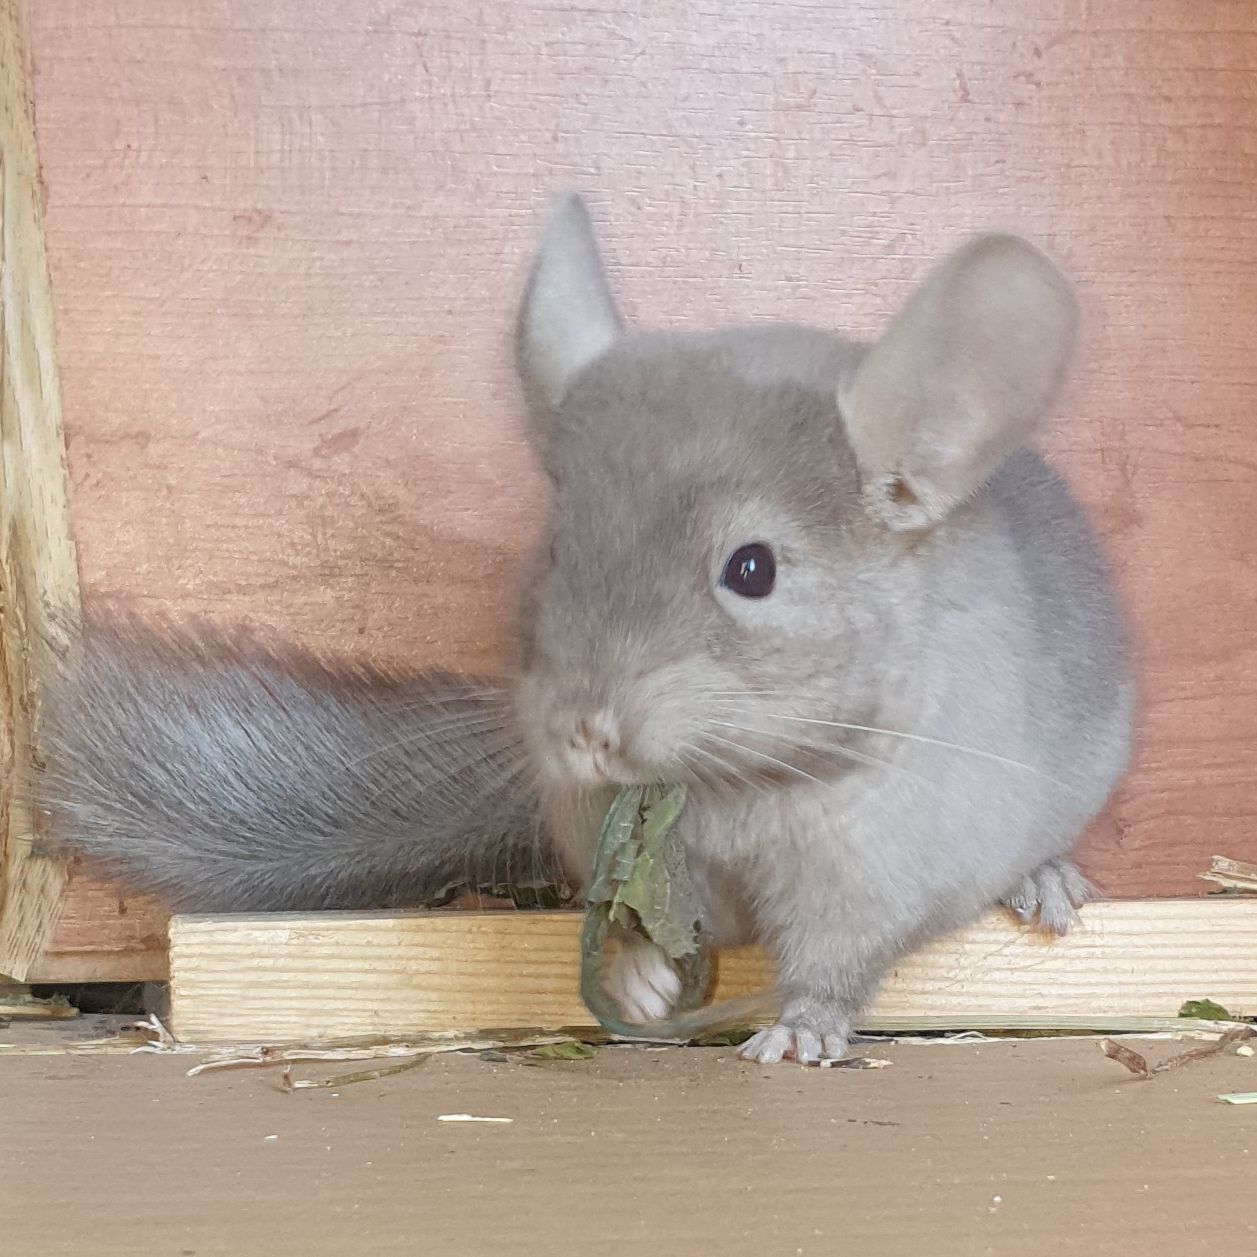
24, 1, 1257, 974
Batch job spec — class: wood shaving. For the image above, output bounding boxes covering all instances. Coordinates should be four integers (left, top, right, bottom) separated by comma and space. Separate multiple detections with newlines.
186, 1031, 578, 1076
0, 992, 78, 1021
819, 1056, 893, 1070
1101, 1024, 1255, 1080
1199, 854, 1257, 894
282, 1056, 429, 1090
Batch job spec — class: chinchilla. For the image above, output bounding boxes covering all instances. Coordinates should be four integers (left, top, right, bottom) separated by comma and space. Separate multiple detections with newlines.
512, 195, 1132, 1062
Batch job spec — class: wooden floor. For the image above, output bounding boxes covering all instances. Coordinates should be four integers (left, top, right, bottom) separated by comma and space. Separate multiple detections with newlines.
5, 1024, 1255, 1255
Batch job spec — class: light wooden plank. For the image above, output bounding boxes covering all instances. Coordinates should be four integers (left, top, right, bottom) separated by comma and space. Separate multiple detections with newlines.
0, 0, 79, 981
25, 949, 169, 986
168, 899, 1257, 1045
28, 874, 169, 983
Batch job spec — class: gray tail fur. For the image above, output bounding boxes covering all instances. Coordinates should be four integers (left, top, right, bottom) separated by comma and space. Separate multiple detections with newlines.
23, 616, 549, 912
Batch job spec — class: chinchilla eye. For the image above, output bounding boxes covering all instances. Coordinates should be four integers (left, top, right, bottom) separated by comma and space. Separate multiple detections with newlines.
721, 542, 776, 598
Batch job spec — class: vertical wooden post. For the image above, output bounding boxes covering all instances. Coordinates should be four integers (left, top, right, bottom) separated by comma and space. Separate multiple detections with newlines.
0, 0, 79, 979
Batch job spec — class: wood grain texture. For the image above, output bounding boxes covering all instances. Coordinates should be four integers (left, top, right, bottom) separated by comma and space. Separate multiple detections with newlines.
22, 2, 1257, 918
167, 899, 1257, 1044
0, 0, 79, 980
26, 869, 167, 984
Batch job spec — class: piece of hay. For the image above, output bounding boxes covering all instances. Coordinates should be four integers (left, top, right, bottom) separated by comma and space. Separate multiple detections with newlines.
1199, 855, 1257, 894
0, 991, 78, 1021
1100, 1024, 1255, 1080
280, 1056, 430, 1091
185, 1030, 582, 1076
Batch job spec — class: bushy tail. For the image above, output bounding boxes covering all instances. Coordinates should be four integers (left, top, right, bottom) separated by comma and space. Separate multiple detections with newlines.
23, 617, 550, 912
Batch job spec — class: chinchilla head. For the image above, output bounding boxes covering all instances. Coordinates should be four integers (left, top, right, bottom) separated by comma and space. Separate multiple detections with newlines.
511, 194, 1078, 792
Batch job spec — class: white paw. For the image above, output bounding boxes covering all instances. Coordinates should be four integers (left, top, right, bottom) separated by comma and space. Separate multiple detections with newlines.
603, 936, 682, 1024
739, 1022, 849, 1065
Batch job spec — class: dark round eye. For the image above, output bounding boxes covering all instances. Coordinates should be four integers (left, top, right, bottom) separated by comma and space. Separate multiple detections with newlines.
721, 542, 776, 598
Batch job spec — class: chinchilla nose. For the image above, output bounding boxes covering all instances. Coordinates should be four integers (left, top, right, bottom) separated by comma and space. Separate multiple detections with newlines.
566, 710, 619, 757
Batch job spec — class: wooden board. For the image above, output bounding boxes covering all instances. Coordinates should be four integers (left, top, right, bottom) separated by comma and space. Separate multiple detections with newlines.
9, 1042, 1257, 1257
0, 0, 79, 981
167, 899, 1257, 1044
17, 0, 1257, 963
25, 870, 167, 984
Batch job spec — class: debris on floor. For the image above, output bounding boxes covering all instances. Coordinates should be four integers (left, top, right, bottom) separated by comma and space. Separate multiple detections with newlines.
1199, 854, 1257, 894
279, 1055, 430, 1090
0, 987, 78, 1022
1100, 1023, 1255, 1080
184, 1030, 592, 1078
818, 1055, 893, 1070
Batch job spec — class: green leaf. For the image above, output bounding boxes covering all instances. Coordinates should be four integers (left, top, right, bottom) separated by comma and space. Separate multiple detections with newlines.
527, 1041, 597, 1061
585, 788, 646, 907
579, 784, 713, 1036
1179, 999, 1233, 1021
577, 785, 781, 1041
694, 1028, 756, 1048
611, 784, 702, 962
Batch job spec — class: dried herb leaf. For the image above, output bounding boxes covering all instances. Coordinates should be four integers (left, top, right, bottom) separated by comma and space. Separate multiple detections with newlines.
612, 787, 702, 962
1178, 999, 1234, 1021
696, 1029, 756, 1048
580, 784, 710, 1037
527, 1041, 597, 1061
1100, 1039, 1151, 1078
579, 784, 780, 1041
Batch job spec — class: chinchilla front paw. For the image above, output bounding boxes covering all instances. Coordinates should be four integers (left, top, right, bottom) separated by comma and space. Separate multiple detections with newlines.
739, 998, 851, 1065
1002, 857, 1093, 935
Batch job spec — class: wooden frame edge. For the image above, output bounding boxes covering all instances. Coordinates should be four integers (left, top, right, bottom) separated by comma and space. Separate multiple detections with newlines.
0, 0, 81, 979
167, 897, 1257, 1045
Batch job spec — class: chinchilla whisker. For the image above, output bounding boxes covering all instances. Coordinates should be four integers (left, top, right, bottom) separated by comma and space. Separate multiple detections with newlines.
676, 746, 720, 792
703, 731, 829, 788
680, 740, 767, 795
706, 719, 944, 792
740, 711, 1074, 788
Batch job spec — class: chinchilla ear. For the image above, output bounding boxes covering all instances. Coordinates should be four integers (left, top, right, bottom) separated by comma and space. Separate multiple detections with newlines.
515, 193, 623, 451
838, 233, 1078, 530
